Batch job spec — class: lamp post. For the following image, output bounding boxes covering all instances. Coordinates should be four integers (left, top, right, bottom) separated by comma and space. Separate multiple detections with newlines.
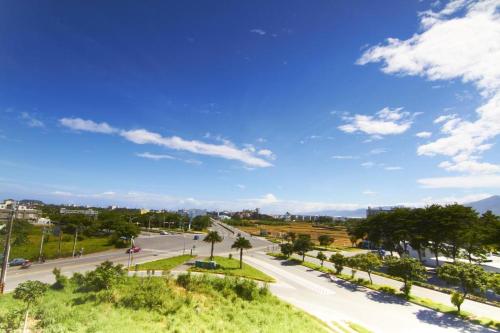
0, 202, 17, 294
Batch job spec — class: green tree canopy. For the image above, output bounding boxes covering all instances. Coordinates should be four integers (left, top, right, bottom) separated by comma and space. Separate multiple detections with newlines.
231, 237, 252, 268
203, 231, 223, 260
385, 257, 427, 298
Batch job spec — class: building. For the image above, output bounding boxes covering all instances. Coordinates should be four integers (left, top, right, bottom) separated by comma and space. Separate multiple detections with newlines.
60, 207, 98, 219
0, 199, 41, 223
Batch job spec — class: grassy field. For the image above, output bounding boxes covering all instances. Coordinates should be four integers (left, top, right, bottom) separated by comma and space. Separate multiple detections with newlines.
135, 255, 195, 271
0, 275, 328, 332
9, 229, 115, 261
239, 222, 352, 247
189, 256, 275, 282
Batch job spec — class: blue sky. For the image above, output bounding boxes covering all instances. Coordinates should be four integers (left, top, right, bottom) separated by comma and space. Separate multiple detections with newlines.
1, 0, 499, 213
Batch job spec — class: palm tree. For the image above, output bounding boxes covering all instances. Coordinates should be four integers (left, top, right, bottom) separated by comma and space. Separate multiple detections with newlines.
231, 236, 252, 268
203, 231, 223, 260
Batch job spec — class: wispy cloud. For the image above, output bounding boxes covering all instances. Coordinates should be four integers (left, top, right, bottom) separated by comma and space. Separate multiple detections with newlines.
136, 152, 175, 160
332, 155, 358, 160
250, 28, 266, 36
338, 107, 414, 136
384, 166, 403, 171
21, 112, 44, 128
416, 131, 432, 138
60, 118, 273, 168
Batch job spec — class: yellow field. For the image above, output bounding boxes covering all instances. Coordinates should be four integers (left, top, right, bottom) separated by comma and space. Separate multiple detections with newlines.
239, 222, 352, 247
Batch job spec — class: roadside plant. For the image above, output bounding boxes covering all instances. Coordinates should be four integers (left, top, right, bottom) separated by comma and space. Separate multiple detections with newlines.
0, 308, 23, 333
437, 262, 488, 313
52, 267, 68, 290
353, 253, 381, 284
280, 243, 293, 258
385, 257, 426, 299
293, 235, 314, 262
231, 236, 252, 269
347, 256, 360, 279
330, 253, 345, 275
316, 251, 327, 267
203, 231, 223, 260
13, 280, 48, 332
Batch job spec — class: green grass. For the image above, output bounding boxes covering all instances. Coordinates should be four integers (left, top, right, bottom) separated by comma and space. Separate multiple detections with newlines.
9, 233, 115, 261
135, 255, 195, 271
189, 256, 275, 282
0, 275, 327, 332
347, 321, 373, 333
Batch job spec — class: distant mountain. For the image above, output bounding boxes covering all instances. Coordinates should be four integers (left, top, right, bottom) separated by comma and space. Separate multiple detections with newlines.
298, 208, 367, 218
466, 195, 500, 215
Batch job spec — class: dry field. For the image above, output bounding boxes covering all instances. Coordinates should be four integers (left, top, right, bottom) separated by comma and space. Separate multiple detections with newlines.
239, 222, 352, 247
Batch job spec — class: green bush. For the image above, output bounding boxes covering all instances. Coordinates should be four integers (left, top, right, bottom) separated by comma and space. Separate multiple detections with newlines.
52, 267, 68, 290
0, 308, 23, 333
378, 286, 397, 294
73, 261, 125, 292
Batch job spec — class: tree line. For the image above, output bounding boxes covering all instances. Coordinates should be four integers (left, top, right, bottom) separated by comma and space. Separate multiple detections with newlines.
346, 204, 500, 266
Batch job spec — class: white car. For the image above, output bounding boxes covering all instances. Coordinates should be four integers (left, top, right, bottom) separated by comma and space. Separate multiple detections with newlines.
160, 231, 169, 235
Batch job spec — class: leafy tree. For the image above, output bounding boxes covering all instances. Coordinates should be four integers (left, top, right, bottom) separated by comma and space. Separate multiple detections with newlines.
347, 256, 360, 279
386, 257, 427, 298
440, 204, 478, 262
203, 231, 223, 260
279, 243, 293, 258
284, 231, 296, 243
408, 208, 429, 262
481, 211, 500, 251
191, 215, 211, 231
488, 273, 500, 294
437, 263, 489, 313
353, 253, 381, 284
330, 253, 345, 274
424, 205, 448, 267
292, 235, 313, 262
231, 237, 252, 268
318, 235, 334, 247
13, 280, 48, 332
316, 251, 327, 267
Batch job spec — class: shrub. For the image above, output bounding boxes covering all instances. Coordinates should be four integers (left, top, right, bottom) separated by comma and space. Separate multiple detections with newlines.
234, 278, 259, 301
378, 286, 397, 295
73, 261, 125, 292
0, 308, 23, 333
120, 278, 181, 312
52, 267, 68, 290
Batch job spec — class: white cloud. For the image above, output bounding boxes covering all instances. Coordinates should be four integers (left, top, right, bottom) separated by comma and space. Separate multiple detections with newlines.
358, 0, 500, 180
60, 118, 118, 134
136, 152, 175, 160
362, 190, 377, 195
332, 155, 358, 159
250, 29, 266, 35
361, 161, 375, 168
384, 166, 403, 171
236, 184, 246, 190
60, 118, 273, 168
369, 148, 388, 155
21, 112, 44, 128
419, 175, 500, 188
338, 107, 413, 136
416, 131, 432, 138
257, 149, 276, 160
438, 159, 500, 174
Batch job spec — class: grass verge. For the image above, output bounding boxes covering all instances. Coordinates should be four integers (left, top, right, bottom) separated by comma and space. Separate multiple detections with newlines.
347, 321, 373, 333
0, 274, 327, 332
189, 256, 275, 282
134, 255, 195, 271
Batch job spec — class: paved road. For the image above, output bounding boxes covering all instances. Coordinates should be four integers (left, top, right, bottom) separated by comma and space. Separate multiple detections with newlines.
245, 251, 498, 333
297, 253, 500, 322
2, 225, 269, 292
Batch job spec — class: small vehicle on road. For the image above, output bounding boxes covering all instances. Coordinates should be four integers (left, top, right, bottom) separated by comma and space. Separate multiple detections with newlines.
160, 231, 169, 235
126, 246, 141, 254
193, 235, 200, 240
21, 260, 32, 269
9, 258, 28, 266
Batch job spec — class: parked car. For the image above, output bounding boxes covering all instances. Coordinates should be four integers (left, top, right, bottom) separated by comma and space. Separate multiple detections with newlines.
9, 258, 27, 266
193, 235, 200, 240
126, 246, 141, 254
160, 231, 169, 235
21, 260, 32, 269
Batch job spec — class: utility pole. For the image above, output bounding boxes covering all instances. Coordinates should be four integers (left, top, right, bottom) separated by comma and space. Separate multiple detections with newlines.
38, 226, 46, 263
72, 227, 78, 258
0, 202, 17, 294
127, 236, 134, 269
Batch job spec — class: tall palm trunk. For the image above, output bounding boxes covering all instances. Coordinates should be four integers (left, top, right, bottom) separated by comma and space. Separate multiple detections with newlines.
210, 241, 214, 260
239, 248, 243, 269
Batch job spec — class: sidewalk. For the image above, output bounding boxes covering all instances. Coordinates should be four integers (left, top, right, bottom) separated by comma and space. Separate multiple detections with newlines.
288, 253, 500, 321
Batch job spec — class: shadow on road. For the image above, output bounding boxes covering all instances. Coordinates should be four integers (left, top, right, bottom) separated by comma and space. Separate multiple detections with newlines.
415, 310, 496, 333
365, 290, 409, 305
